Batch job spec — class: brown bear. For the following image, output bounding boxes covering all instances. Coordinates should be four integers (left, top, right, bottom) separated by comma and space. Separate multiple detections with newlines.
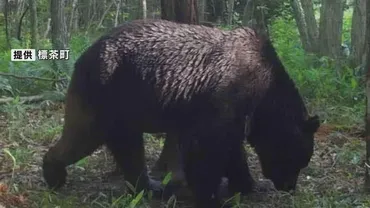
42, 19, 320, 208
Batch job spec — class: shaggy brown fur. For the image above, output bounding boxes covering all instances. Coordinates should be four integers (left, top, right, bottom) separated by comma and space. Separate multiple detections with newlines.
42, 19, 319, 208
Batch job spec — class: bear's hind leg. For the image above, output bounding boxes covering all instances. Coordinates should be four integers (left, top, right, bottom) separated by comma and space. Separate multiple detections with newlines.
104, 127, 164, 196
181, 129, 230, 208
152, 133, 186, 185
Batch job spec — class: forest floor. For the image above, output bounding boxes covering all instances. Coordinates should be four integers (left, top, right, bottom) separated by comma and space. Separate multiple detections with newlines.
0, 103, 370, 208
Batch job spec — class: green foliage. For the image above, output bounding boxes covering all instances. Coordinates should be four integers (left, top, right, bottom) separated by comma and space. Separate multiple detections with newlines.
336, 139, 364, 166
128, 190, 145, 208
223, 192, 242, 208
0, 34, 91, 97
162, 172, 173, 186
37, 192, 83, 208
270, 17, 364, 126
342, 8, 353, 44
233, 0, 293, 25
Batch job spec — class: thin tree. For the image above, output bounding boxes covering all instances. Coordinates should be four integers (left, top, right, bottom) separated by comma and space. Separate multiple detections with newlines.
69, 0, 79, 35
226, 0, 234, 25
142, 0, 147, 19
364, 0, 370, 192
291, 0, 311, 52
350, 0, 367, 68
4, 0, 11, 49
97, 0, 106, 20
50, 0, 68, 50
242, 0, 269, 36
301, 0, 319, 53
16, 6, 29, 41
114, 0, 122, 27
50, 0, 69, 88
199, 0, 206, 22
161, 0, 199, 24
161, 0, 175, 20
29, 0, 38, 49
79, 0, 91, 29
208, 0, 224, 24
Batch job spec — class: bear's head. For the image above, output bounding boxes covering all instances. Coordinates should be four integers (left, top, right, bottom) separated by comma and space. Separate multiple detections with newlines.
250, 115, 320, 192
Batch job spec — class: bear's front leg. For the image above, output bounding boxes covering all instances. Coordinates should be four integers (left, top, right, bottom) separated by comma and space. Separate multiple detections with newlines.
43, 92, 104, 190
42, 131, 103, 189
225, 143, 255, 195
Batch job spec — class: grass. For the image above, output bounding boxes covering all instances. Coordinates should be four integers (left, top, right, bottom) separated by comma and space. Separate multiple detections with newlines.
0, 102, 369, 208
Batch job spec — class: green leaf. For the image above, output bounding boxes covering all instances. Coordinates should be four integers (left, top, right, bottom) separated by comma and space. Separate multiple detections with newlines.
125, 181, 136, 194
129, 190, 144, 208
162, 172, 173, 186
75, 157, 88, 167
232, 192, 241, 207
166, 195, 177, 208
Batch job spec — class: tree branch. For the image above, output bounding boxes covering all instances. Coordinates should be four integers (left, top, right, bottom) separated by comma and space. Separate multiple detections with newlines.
0, 92, 65, 105
0, 72, 67, 82
17, 6, 29, 41
0, 95, 45, 104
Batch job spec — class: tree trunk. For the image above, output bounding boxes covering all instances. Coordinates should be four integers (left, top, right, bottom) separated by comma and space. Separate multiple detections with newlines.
29, 0, 38, 49
161, 0, 199, 24
291, 0, 311, 52
207, 0, 223, 24
51, 0, 68, 50
199, 0, 206, 22
318, 0, 345, 59
242, 0, 256, 26
301, 0, 319, 53
69, 0, 79, 34
79, 0, 90, 29
91, 0, 97, 22
50, 0, 69, 86
364, 0, 370, 192
43, 18, 51, 39
176, 0, 199, 24
4, 0, 11, 49
114, 0, 122, 27
141, 0, 147, 19
97, 0, 106, 20
97, 1, 115, 28
0, 0, 4, 11
242, 0, 268, 36
226, 0, 234, 25
15, 0, 26, 34
350, 0, 367, 68
161, 0, 175, 20
73, 7, 79, 31
17, 6, 29, 41
137, 0, 148, 19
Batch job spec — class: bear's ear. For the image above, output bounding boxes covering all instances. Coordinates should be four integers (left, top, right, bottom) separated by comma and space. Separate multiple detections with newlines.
304, 115, 320, 133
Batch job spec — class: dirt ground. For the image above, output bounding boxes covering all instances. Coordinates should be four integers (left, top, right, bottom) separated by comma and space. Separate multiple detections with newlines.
0, 103, 369, 208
